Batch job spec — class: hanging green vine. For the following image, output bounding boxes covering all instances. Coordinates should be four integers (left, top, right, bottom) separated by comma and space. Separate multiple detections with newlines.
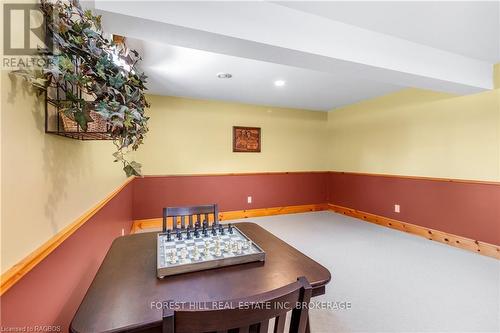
12, 0, 150, 177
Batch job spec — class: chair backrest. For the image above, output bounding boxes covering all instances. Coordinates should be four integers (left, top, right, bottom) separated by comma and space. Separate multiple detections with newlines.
162, 276, 312, 333
163, 204, 219, 232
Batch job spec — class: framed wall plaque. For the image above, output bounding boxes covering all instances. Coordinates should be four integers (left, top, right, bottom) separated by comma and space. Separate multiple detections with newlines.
233, 126, 261, 152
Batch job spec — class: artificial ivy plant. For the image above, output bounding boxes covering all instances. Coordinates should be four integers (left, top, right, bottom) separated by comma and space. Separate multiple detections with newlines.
12, 0, 150, 177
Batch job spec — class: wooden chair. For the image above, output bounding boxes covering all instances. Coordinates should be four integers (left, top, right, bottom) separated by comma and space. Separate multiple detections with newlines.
163, 204, 219, 232
162, 276, 312, 333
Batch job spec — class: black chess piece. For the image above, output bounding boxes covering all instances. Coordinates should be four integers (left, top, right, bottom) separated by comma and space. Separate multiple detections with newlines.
203, 228, 209, 237
218, 224, 224, 235
176, 229, 182, 240
211, 224, 217, 236
166, 229, 171, 242
228, 223, 233, 234
194, 226, 199, 238
186, 226, 192, 240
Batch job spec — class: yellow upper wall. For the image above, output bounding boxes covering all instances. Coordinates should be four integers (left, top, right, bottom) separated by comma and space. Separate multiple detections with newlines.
0, 71, 127, 273
327, 88, 500, 181
136, 95, 329, 174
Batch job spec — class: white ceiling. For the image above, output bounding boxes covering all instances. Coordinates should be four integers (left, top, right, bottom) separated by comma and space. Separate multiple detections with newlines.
277, 1, 500, 63
92, 1, 500, 111
128, 39, 402, 111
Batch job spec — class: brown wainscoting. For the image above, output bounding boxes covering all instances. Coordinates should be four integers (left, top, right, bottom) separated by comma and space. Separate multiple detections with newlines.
0, 176, 136, 296
133, 172, 329, 220
328, 203, 500, 259
0, 178, 134, 332
327, 171, 500, 245
131, 203, 329, 233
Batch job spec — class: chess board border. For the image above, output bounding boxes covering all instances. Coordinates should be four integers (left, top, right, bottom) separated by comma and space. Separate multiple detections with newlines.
156, 226, 266, 278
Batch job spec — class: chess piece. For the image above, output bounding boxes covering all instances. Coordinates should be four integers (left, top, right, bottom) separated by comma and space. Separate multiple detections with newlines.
166, 229, 171, 242
211, 224, 217, 236
186, 226, 192, 240
203, 228, 209, 237
203, 246, 210, 257
169, 249, 177, 264
193, 246, 200, 260
218, 224, 224, 235
194, 226, 200, 238
228, 223, 233, 234
180, 248, 188, 260
176, 229, 182, 241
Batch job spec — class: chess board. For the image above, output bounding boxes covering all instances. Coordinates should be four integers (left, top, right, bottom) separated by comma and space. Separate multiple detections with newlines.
157, 225, 265, 278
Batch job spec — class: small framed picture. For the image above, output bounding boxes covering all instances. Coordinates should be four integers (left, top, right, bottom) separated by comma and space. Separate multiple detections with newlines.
233, 126, 261, 152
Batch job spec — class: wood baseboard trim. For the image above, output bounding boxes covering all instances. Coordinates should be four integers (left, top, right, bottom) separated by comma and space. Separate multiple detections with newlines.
0, 176, 136, 296
131, 203, 330, 233
327, 203, 500, 259
328, 171, 500, 186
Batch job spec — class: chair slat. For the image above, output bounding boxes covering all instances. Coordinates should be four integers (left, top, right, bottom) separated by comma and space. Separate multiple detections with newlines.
273, 315, 285, 333
214, 204, 219, 225
289, 277, 312, 333
258, 320, 269, 333
162, 211, 167, 233
162, 306, 174, 333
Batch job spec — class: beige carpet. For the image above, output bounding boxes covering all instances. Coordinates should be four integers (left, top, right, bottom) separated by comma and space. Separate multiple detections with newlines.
230, 211, 499, 333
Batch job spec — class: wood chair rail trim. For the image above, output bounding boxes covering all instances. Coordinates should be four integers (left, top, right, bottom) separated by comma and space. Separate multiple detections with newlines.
140, 171, 500, 185
329, 171, 500, 186
0, 176, 136, 296
328, 203, 500, 260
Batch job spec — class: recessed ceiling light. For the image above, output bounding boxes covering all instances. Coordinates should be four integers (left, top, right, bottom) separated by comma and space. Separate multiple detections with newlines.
274, 80, 286, 87
217, 72, 232, 79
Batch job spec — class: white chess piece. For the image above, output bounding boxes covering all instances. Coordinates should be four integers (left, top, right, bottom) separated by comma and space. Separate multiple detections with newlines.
169, 252, 177, 264
193, 246, 200, 260
180, 248, 188, 260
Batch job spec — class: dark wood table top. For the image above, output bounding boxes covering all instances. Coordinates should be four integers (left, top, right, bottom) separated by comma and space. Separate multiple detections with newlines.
70, 222, 331, 333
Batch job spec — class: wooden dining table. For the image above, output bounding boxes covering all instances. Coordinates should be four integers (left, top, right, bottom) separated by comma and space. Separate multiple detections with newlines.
70, 222, 331, 333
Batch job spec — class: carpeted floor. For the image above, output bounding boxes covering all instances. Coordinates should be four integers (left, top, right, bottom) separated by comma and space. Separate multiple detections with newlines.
230, 211, 499, 333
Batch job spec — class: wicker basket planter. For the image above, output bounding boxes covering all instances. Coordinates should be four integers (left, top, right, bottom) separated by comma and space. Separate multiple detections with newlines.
45, 81, 113, 140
